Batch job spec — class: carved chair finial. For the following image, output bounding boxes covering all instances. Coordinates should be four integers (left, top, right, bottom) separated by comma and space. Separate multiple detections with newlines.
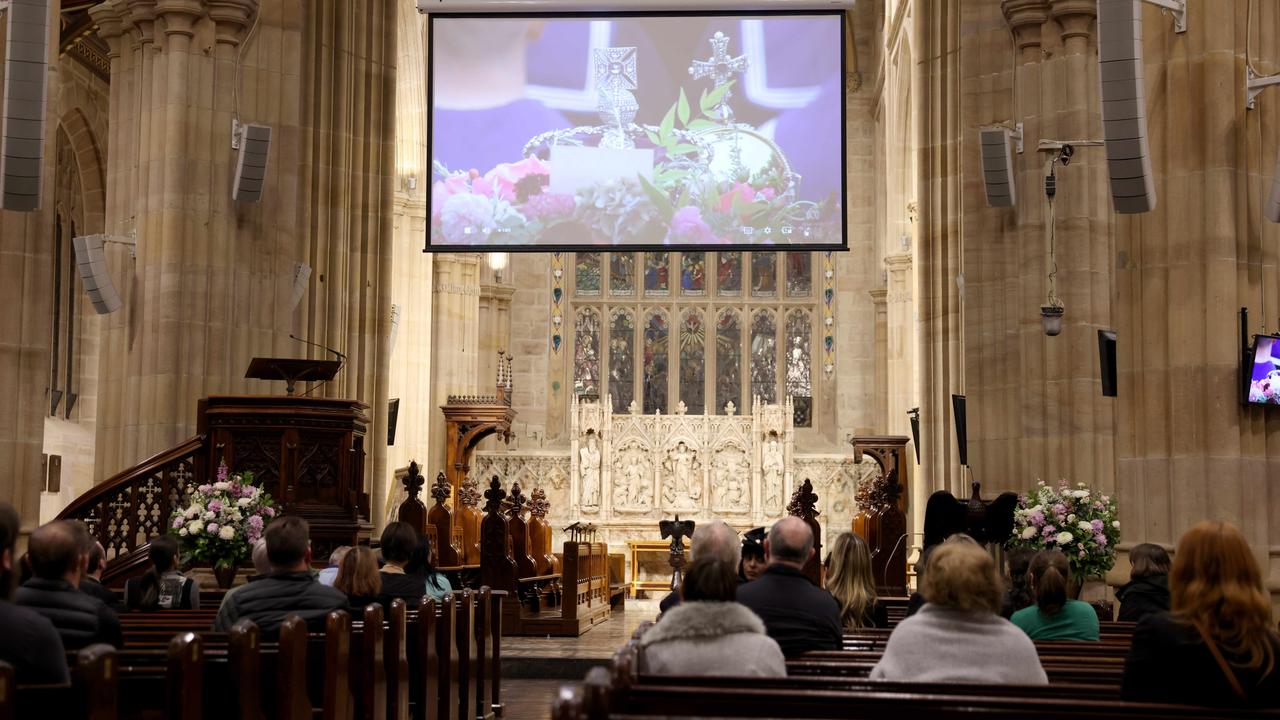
529, 487, 550, 519
483, 476, 507, 515
506, 481, 528, 520
787, 478, 821, 521
430, 470, 451, 506
402, 461, 425, 501
460, 477, 481, 508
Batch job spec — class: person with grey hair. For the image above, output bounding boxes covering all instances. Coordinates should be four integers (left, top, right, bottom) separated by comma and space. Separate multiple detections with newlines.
216, 538, 272, 612
736, 516, 842, 657
659, 520, 742, 614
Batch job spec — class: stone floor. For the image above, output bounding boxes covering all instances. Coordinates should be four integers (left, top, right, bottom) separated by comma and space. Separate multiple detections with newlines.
500, 598, 662, 719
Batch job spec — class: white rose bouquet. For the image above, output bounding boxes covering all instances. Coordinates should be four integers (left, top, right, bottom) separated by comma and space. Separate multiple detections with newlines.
1006, 480, 1120, 580
169, 461, 277, 571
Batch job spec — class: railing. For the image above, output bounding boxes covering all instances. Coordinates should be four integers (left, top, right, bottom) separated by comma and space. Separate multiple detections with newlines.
57, 435, 208, 586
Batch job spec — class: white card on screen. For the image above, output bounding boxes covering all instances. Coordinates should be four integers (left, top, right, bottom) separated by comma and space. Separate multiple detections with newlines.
549, 146, 654, 196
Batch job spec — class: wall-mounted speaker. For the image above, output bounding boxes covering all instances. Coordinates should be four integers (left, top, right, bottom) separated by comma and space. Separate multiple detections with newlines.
232, 123, 271, 203
979, 126, 1017, 208
908, 407, 921, 464
387, 398, 401, 446
290, 261, 311, 310
1, 0, 52, 211
389, 303, 401, 356
1098, 0, 1156, 214
1265, 151, 1280, 223
1098, 329, 1118, 397
952, 394, 968, 467
72, 234, 122, 314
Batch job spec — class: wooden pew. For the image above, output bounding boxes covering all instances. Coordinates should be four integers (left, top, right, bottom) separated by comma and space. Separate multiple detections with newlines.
0, 644, 118, 720
165, 632, 203, 719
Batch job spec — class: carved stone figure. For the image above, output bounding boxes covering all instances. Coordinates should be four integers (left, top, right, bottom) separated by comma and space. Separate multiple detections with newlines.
612, 442, 652, 512
762, 436, 785, 511
712, 446, 749, 513
579, 434, 602, 511
662, 441, 701, 509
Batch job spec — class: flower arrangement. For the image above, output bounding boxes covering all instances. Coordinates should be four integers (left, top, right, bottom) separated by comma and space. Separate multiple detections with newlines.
430, 82, 839, 247
1006, 480, 1120, 581
1250, 368, 1280, 404
169, 461, 277, 570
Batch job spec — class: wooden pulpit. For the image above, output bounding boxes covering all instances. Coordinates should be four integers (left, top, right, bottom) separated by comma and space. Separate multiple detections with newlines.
245, 356, 342, 396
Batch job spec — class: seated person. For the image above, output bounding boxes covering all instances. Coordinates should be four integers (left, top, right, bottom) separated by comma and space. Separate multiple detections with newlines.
640, 556, 785, 678
1001, 547, 1035, 619
377, 522, 429, 604
317, 545, 351, 587
871, 537, 1047, 684
334, 546, 382, 611
218, 538, 271, 611
736, 517, 842, 657
1010, 550, 1100, 641
825, 532, 888, 630
16, 520, 122, 650
1123, 521, 1280, 708
214, 516, 346, 634
1116, 542, 1170, 623
0, 502, 69, 684
405, 536, 454, 602
660, 520, 740, 614
124, 535, 201, 610
738, 527, 766, 583
79, 541, 120, 610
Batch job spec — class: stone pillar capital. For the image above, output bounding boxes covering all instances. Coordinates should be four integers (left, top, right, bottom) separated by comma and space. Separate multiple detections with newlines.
1050, 0, 1097, 47
208, 0, 259, 46
1001, 0, 1051, 58
123, 0, 159, 46
89, 0, 129, 57
156, 0, 203, 39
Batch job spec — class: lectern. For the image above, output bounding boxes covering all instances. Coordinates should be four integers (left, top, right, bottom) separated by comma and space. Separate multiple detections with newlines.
245, 356, 343, 395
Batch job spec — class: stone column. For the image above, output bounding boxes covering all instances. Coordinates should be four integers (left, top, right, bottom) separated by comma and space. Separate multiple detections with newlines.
427, 254, 482, 476
870, 288, 889, 430
0, 11, 58, 530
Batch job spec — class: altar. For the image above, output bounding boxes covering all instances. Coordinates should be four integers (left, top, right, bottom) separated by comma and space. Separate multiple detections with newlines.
468, 396, 876, 572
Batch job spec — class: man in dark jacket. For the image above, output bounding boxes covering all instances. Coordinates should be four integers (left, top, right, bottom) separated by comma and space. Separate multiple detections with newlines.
15, 520, 122, 650
215, 515, 346, 634
0, 503, 69, 684
79, 542, 121, 610
736, 516, 842, 657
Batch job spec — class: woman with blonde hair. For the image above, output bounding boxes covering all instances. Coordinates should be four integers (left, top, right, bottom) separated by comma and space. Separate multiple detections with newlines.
871, 537, 1046, 684
334, 546, 382, 610
1123, 522, 1280, 708
825, 532, 887, 629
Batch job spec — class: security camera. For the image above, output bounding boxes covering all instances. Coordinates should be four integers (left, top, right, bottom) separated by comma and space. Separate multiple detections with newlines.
1058, 144, 1075, 166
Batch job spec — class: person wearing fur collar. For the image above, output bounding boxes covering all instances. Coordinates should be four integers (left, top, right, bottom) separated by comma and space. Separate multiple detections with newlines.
639, 556, 786, 677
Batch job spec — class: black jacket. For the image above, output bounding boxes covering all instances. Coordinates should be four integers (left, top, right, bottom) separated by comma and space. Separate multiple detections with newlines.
736, 564, 843, 658
1115, 574, 1170, 623
214, 571, 347, 634
0, 601, 70, 684
79, 577, 121, 611
1122, 612, 1280, 708
378, 571, 427, 606
15, 578, 123, 650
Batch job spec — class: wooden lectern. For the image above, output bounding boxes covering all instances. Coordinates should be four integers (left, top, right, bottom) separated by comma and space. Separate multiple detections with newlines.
245, 357, 343, 396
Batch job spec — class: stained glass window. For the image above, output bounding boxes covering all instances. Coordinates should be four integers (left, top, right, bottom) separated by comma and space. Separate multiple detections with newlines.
718, 252, 742, 295
785, 310, 812, 427
786, 252, 812, 297
716, 309, 742, 414
752, 252, 777, 296
576, 253, 601, 295
574, 307, 601, 397
681, 252, 706, 296
643, 310, 669, 413
679, 309, 706, 414
610, 253, 635, 295
608, 309, 635, 413
644, 252, 669, 295
750, 309, 777, 403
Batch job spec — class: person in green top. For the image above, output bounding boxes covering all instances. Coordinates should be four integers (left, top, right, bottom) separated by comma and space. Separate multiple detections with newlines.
1010, 550, 1100, 642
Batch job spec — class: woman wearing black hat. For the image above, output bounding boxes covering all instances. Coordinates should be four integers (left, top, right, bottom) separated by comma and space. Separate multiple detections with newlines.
739, 527, 767, 583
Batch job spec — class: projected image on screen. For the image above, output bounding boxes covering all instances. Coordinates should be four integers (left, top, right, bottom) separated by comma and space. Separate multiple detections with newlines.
428, 13, 845, 249
1249, 335, 1280, 406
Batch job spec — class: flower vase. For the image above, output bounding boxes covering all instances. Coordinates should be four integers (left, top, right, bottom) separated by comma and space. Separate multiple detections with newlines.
213, 563, 238, 589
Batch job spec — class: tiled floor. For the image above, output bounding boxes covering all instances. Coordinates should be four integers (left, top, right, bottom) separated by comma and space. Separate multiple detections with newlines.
504, 598, 661, 660
502, 679, 569, 720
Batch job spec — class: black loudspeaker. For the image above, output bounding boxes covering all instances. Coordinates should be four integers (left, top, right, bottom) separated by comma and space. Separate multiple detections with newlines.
1098, 329, 1118, 397
387, 398, 400, 446
908, 408, 921, 464
951, 394, 968, 467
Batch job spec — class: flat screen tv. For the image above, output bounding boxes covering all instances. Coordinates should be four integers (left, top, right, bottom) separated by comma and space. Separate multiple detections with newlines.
1247, 334, 1280, 406
425, 8, 848, 250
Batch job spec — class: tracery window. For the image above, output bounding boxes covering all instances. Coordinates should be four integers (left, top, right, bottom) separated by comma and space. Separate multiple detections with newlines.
571, 251, 823, 426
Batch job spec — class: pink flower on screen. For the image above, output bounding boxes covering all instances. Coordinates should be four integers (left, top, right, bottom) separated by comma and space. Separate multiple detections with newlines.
441, 194, 496, 244
666, 206, 716, 244
523, 193, 575, 221
432, 174, 475, 220
484, 157, 551, 202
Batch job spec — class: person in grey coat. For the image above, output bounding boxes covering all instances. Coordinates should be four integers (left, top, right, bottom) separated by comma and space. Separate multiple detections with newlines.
871, 538, 1047, 685
640, 556, 785, 677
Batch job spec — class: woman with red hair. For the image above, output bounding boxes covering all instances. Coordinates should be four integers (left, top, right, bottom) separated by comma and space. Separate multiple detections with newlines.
1122, 521, 1280, 707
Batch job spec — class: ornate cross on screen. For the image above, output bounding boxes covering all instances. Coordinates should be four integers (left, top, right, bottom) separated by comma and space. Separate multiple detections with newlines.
594, 47, 639, 149
688, 32, 748, 122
